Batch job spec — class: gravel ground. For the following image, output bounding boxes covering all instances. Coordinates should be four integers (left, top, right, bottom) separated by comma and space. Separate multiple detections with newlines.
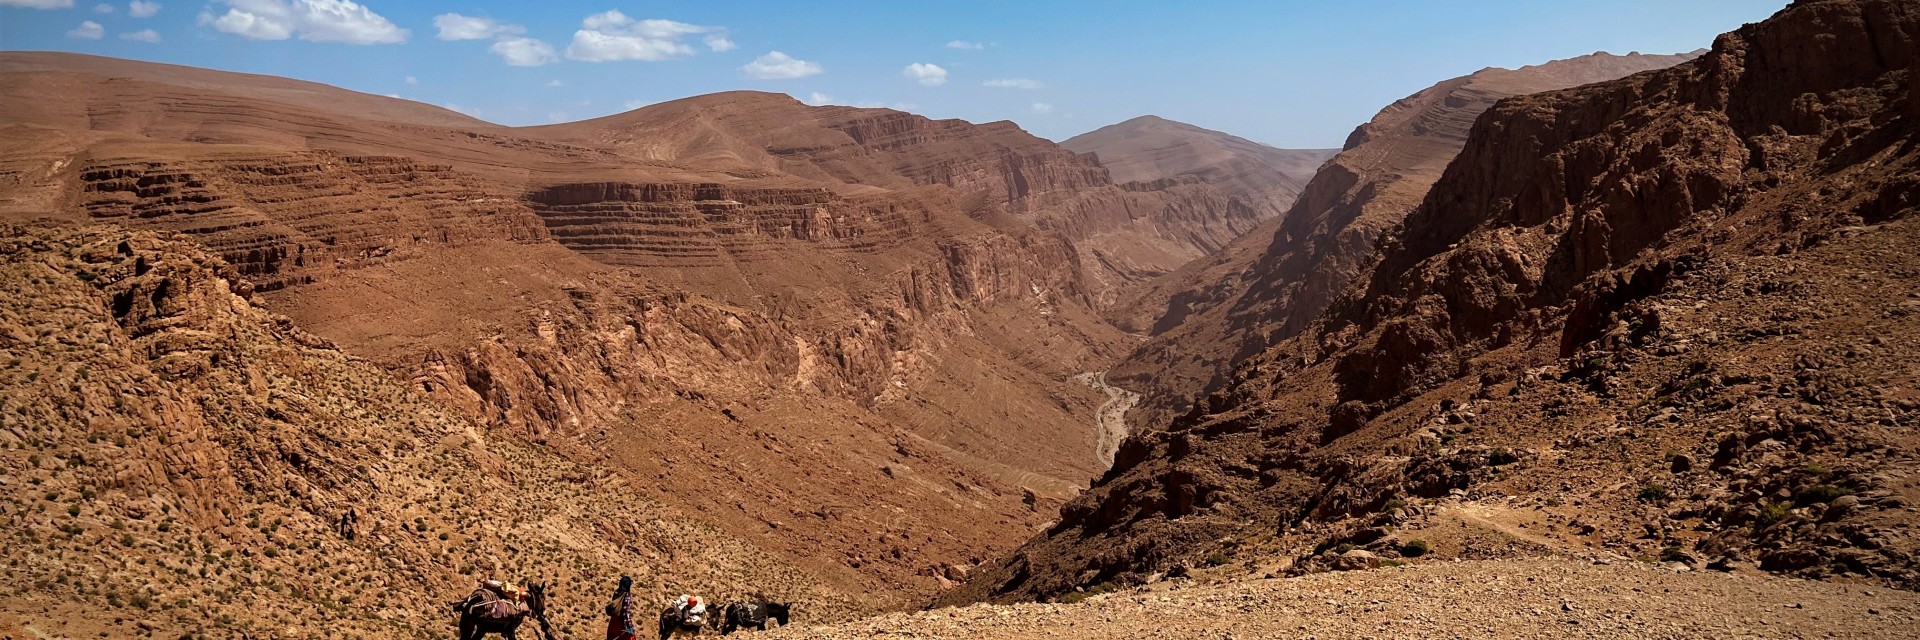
768, 559, 1920, 639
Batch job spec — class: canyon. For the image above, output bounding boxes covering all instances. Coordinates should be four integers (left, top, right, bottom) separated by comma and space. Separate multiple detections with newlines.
956, 0, 1920, 608
3, 0, 1919, 636
0, 47, 1345, 636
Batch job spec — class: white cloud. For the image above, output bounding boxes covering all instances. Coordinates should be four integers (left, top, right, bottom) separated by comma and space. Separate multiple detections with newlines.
546, 79, 565, 87
203, 0, 407, 45
546, 111, 569, 123
93, 3, 113, 13
984, 78, 1043, 90
565, 9, 725, 62
66, 20, 104, 39
404, 75, 417, 85
490, 36, 557, 67
1030, 102, 1054, 114
127, 0, 158, 17
903, 63, 946, 87
433, 13, 521, 41
742, 51, 821, 80
443, 103, 480, 117
623, 98, 650, 110
945, 40, 984, 50
804, 92, 832, 106
120, 28, 161, 42
0, 0, 73, 8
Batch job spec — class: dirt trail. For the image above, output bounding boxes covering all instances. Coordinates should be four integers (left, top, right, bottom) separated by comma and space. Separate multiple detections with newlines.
1075, 371, 1141, 468
771, 559, 1920, 639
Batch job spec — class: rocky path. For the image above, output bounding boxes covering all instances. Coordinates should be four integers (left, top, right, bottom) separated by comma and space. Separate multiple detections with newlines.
769, 559, 1920, 639
1076, 371, 1141, 468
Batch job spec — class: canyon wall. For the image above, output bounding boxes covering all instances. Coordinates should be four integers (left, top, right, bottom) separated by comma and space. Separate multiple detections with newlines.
1110, 50, 1701, 431
956, 0, 1920, 603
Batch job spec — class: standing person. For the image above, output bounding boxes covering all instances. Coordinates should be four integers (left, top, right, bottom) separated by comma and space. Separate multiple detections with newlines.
605, 576, 639, 640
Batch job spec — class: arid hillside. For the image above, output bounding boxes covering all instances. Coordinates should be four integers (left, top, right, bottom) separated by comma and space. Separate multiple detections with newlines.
1062, 115, 1336, 219
1109, 50, 1702, 428
0, 48, 1287, 613
956, 0, 1920, 604
0, 226, 864, 639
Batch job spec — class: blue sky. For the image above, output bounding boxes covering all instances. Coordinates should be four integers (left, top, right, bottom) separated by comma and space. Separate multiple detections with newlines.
2, 0, 1784, 147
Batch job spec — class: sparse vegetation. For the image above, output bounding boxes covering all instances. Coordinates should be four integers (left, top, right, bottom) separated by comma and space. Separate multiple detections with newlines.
1794, 485, 1851, 506
1400, 539, 1431, 558
1756, 503, 1792, 528
1638, 484, 1670, 503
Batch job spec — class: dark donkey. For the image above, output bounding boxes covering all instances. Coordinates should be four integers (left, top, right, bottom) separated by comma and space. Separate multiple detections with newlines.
719, 600, 791, 634
452, 582, 555, 640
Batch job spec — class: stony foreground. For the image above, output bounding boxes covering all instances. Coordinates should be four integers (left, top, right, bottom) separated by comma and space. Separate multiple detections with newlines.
771, 559, 1920, 639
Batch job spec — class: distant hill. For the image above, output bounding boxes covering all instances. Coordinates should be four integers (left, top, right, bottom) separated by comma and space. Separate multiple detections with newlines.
1063, 115, 1336, 218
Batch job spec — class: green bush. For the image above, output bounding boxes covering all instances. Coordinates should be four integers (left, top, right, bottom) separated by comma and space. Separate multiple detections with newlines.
1756, 503, 1791, 527
1793, 485, 1851, 506
1637, 484, 1670, 503
1488, 447, 1518, 465
1202, 550, 1229, 567
1400, 539, 1432, 558
1059, 581, 1119, 605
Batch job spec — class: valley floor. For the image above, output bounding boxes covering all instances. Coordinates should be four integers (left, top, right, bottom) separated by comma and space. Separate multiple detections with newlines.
767, 558, 1919, 639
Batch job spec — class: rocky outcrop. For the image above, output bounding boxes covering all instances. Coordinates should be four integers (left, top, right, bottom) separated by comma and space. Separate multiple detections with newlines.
526, 182, 911, 265
1111, 50, 1701, 430
957, 0, 1920, 603
535, 94, 1269, 304
76, 152, 547, 290
0, 226, 869, 637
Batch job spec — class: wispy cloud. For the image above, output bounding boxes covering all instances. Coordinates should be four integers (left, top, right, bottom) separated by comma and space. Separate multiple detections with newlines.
433, 13, 522, 40
945, 40, 984, 50
903, 63, 947, 86
120, 28, 161, 42
0, 0, 74, 8
93, 3, 114, 13
1030, 102, 1054, 114
404, 75, 417, 85
127, 0, 158, 17
984, 78, 1043, 90
491, 36, 558, 66
200, 0, 408, 45
546, 79, 565, 88
742, 51, 821, 80
66, 20, 104, 39
566, 10, 726, 62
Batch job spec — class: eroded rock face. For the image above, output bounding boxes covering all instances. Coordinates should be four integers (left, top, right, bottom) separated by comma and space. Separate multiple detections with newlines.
0, 226, 868, 637
1111, 50, 1702, 431
76, 153, 547, 291
958, 0, 1920, 603
0, 52, 1204, 608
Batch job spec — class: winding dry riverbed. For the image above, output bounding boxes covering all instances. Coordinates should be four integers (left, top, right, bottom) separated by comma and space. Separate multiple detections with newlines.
1074, 371, 1141, 469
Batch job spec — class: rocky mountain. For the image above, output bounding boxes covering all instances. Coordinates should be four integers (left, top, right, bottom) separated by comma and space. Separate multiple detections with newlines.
0, 49, 1287, 621
0, 225, 862, 638
955, 0, 1920, 603
1109, 50, 1702, 428
1062, 115, 1336, 218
